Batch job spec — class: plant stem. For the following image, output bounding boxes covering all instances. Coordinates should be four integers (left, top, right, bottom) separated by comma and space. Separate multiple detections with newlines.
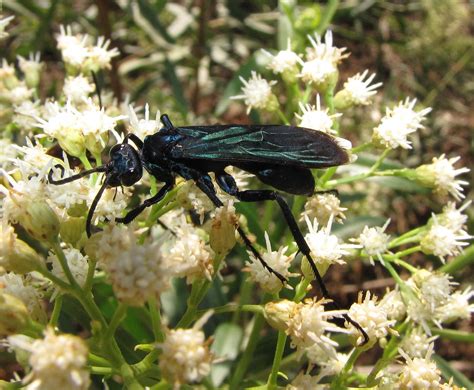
105, 303, 128, 339
276, 108, 290, 125
267, 331, 287, 389
51, 240, 81, 289
49, 294, 63, 327
148, 297, 164, 342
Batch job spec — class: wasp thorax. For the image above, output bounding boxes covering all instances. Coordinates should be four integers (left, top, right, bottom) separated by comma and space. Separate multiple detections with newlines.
109, 143, 143, 186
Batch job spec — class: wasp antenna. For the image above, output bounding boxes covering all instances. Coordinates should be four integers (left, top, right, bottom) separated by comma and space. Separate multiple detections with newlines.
160, 114, 174, 130
91, 71, 103, 110
48, 164, 107, 185
86, 175, 111, 237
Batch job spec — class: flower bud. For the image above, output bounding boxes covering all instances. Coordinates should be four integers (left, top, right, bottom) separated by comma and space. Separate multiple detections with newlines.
56, 131, 86, 158
60, 217, 86, 247
264, 300, 297, 331
333, 89, 353, 110
1, 225, 42, 274
209, 203, 238, 256
20, 200, 60, 243
0, 292, 29, 336
18, 57, 43, 89
84, 132, 109, 156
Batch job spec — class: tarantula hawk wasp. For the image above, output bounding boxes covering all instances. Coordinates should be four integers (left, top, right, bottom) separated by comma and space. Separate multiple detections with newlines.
48, 114, 369, 344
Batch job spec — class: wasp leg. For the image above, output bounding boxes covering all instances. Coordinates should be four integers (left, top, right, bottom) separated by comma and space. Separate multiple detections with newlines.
193, 174, 288, 284
215, 172, 369, 344
116, 181, 174, 224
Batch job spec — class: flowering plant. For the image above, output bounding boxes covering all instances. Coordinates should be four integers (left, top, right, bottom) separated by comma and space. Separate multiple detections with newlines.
0, 3, 472, 389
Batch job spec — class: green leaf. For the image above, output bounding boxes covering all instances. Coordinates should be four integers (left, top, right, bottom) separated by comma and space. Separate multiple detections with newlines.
136, 0, 175, 44
210, 323, 243, 386
433, 354, 473, 388
369, 176, 429, 193
215, 56, 258, 117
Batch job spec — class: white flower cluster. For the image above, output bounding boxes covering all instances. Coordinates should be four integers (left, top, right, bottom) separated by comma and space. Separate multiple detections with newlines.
57, 25, 119, 73
0, 15, 14, 39
406, 269, 474, 333
23, 329, 90, 389
246, 232, 297, 293
232, 30, 381, 128
159, 325, 213, 386
354, 219, 391, 263
421, 202, 472, 262
372, 98, 431, 149
301, 192, 347, 225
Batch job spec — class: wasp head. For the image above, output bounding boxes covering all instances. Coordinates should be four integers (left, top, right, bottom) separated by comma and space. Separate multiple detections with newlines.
108, 143, 143, 187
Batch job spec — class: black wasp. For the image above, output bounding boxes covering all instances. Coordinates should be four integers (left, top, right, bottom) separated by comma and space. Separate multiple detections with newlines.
48, 114, 368, 343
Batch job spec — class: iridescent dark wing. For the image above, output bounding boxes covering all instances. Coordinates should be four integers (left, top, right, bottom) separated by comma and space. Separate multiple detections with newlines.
170, 125, 348, 168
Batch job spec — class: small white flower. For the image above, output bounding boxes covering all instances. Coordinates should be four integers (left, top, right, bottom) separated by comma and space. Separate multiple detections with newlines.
286, 372, 328, 390
420, 215, 472, 262
231, 71, 277, 114
379, 289, 406, 321
246, 232, 297, 293
163, 221, 214, 283
411, 269, 455, 311
346, 291, 397, 344
304, 215, 361, 269
341, 70, 382, 105
262, 39, 300, 75
298, 57, 337, 87
0, 15, 15, 39
49, 247, 90, 288
63, 75, 95, 104
287, 298, 348, 355
373, 98, 431, 149
296, 95, 341, 134
56, 25, 90, 68
17, 52, 43, 87
0, 273, 45, 322
159, 321, 213, 385
355, 219, 391, 263
85, 36, 119, 71
435, 287, 474, 323
128, 103, 161, 139
416, 154, 470, 200
3, 83, 34, 105
405, 296, 435, 335
13, 100, 42, 131
301, 192, 347, 225
436, 201, 471, 232
306, 30, 349, 64
80, 99, 126, 138
400, 328, 438, 359
398, 344, 441, 389
25, 328, 90, 390
100, 225, 171, 306
305, 342, 348, 379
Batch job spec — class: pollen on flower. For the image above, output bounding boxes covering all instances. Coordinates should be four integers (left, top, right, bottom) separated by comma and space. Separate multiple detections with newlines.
286, 298, 349, 356
162, 221, 214, 283
25, 328, 90, 390
298, 57, 337, 87
400, 328, 438, 359
379, 289, 407, 321
397, 345, 441, 389
435, 287, 474, 323
230, 71, 278, 113
159, 326, 213, 386
63, 75, 95, 104
296, 95, 341, 134
301, 192, 347, 226
346, 291, 397, 344
245, 232, 297, 293
436, 201, 471, 232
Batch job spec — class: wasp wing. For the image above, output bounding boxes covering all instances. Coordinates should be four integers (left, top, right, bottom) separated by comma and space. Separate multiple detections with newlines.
171, 125, 349, 168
